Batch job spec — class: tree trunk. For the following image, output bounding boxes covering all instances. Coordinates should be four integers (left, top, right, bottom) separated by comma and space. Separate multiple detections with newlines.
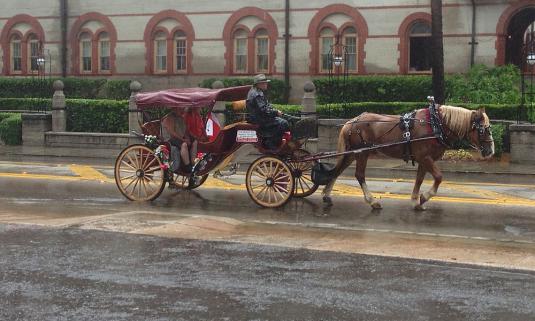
431, 0, 445, 104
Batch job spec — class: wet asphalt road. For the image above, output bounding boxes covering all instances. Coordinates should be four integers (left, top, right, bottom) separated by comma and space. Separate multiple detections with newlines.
1, 223, 535, 321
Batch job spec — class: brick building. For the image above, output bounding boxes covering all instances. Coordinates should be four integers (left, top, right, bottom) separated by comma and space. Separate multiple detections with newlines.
0, 0, 534, 100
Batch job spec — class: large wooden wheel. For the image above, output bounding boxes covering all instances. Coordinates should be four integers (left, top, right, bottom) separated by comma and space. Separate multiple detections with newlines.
114, 144, 166, 201
288, 149, 319, 198
246, 156, 294, 208
170, 173, 209, 190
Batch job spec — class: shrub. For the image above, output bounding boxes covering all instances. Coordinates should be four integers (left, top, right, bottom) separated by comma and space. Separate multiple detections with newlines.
0, 98, 52, 112
314, 65, 522, 105
66, 99, 128, 133
446, 64, 521, 104
314, 76, 432, 104
199, 77, 288, 104
0, 113, 22, 145
490, 123, 505, 158
0, 77, 131, 99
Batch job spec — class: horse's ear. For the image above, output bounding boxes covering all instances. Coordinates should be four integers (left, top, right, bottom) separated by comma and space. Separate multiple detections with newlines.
478, 107, 486, 114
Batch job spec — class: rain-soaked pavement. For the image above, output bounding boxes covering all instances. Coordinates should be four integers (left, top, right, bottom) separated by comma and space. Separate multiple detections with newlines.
1, 159, 535, 319
1, 223, 535, 321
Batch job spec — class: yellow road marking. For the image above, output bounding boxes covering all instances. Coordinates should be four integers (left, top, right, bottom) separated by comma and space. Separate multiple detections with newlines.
1, 167, 535, 207
69, 165, 111, 182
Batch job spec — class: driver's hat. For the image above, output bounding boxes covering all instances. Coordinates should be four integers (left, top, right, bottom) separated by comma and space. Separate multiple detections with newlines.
253, 74, 270, 85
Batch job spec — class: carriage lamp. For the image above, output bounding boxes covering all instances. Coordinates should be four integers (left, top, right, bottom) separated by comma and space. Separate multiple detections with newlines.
333, 56, 344, 67
36, 57, 45, 66
527, 53, 535, 65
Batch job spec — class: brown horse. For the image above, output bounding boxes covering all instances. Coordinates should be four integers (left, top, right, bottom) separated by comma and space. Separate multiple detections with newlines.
322, 105, 495, 210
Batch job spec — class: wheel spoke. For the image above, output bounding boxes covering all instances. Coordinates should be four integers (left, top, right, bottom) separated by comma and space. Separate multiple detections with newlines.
274, 174, 290, 182
120, 173, 137, 181
255, 185, 268, 200
273, 186, 286, 201
251, 182, 266, 190
145, 166, 162, 174
253, 169, 267, 180
126, 154, 139, 170
143, 156, 157, 171
121, 159, 137, 171
123, 176, 137, 191
274, 183, 289, 194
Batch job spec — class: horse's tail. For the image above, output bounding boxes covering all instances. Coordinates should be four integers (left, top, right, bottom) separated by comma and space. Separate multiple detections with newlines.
332, 122, 353, 177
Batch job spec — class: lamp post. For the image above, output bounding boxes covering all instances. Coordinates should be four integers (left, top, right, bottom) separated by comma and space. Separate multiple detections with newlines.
327, 34, 349, 117
520, 45, 535, 124
36, 55, 47, 112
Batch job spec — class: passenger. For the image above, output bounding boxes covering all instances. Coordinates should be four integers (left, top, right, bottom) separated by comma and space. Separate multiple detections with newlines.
246, 73, 289, 150
161, 107, 198, 174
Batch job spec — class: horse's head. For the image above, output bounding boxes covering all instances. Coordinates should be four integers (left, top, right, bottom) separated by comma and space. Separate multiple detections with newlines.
468, 108, 494, 159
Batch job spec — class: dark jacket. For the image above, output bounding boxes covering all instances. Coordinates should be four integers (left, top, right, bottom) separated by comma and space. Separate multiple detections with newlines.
246, 87, 277, 124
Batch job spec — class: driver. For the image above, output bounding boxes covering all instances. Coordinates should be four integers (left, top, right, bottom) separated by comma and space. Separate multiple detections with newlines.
246, 74, 289, 150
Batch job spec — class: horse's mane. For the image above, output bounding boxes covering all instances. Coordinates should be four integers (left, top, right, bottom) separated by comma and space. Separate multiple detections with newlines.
439, 105, 488, 138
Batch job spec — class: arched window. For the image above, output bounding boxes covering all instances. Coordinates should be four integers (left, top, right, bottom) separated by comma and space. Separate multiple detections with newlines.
79, 32, 92, 73
223, 8, 278, 75
174, 30, 187, 72
28, 34, 41, 73
408, 22, 432, 72
144, 10, 195, 75
10, 34, 22, 73
154, 31, 167, 73
255, 29, 269, 73
69, 13, 117, 75
319, 28, 334, 73
234, 29, 248, 73
98, 32, 110, 72
342, 27, 357, 72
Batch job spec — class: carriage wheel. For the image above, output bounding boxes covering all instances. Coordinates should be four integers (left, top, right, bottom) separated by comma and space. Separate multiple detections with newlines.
246, 156, 294, 208
171, 173, 209, 190
288, 149, 319, 198
114, 144, 166, 201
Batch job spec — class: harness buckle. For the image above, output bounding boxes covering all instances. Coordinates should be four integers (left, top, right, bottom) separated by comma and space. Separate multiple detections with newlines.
402, 131, 411, 140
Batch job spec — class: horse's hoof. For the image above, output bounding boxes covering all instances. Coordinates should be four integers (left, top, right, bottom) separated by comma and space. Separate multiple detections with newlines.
414, 204, 426, 211
371, 201, 382, 209
419, 194, 427, 205
323, 196, 333, 205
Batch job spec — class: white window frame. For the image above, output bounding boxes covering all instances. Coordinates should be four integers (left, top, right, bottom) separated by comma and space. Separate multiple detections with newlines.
98, 33, 111, 73
234, 31, 248, 74
80, 35, 92, 73
11, 36, 22, 73
255, 34, 269, 73
174, 32, 187, 73
154, 33, 167, 73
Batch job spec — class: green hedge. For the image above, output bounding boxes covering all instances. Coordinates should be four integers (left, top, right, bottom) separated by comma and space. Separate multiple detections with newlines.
0, 98, 52, 111
66, 99, 128, 133
310, 102, 521, 121
199, 77, 288, 104
0, 113, 22, 145
0, 78, 131, 100
314, 76, 433, 104
314, 64, 522, 105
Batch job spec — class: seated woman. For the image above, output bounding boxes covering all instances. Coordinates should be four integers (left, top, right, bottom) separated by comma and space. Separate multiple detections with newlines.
161, 108, 194, 174
161, 107, 207, 175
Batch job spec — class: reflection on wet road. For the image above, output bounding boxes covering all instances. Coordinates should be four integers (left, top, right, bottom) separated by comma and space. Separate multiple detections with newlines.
1, 224, 534, 321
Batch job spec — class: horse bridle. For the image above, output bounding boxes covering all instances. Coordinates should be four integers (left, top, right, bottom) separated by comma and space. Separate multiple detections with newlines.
470, 117, 493, 154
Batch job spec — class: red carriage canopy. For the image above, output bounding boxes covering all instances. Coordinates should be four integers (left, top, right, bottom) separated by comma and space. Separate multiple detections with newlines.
135, 85, 251, 110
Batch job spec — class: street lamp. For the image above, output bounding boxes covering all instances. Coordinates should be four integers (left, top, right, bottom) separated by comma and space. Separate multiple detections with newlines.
327, 34, 349, 117
333, 55, 344, 67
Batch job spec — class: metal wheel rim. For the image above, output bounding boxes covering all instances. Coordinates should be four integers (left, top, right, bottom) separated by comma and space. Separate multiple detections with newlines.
115, 145, 165, 201
289, 149, 318, 197
246, 156, 294, 208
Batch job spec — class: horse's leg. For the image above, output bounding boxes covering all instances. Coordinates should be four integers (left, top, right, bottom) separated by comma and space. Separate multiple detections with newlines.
355, 154, 382, 209
322, 154, 353, 205
411, 164, 426, 211
419, 156, 443, 208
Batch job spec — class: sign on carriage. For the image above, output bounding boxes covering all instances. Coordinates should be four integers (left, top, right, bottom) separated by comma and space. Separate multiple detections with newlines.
236, 130, 258, 143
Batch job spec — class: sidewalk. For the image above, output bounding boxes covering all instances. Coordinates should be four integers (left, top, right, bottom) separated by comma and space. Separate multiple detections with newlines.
1, 144, 535, 184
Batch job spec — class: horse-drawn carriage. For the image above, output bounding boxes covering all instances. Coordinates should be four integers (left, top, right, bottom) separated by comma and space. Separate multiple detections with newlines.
115, 85, 495, 210
114, 85, 319, 208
